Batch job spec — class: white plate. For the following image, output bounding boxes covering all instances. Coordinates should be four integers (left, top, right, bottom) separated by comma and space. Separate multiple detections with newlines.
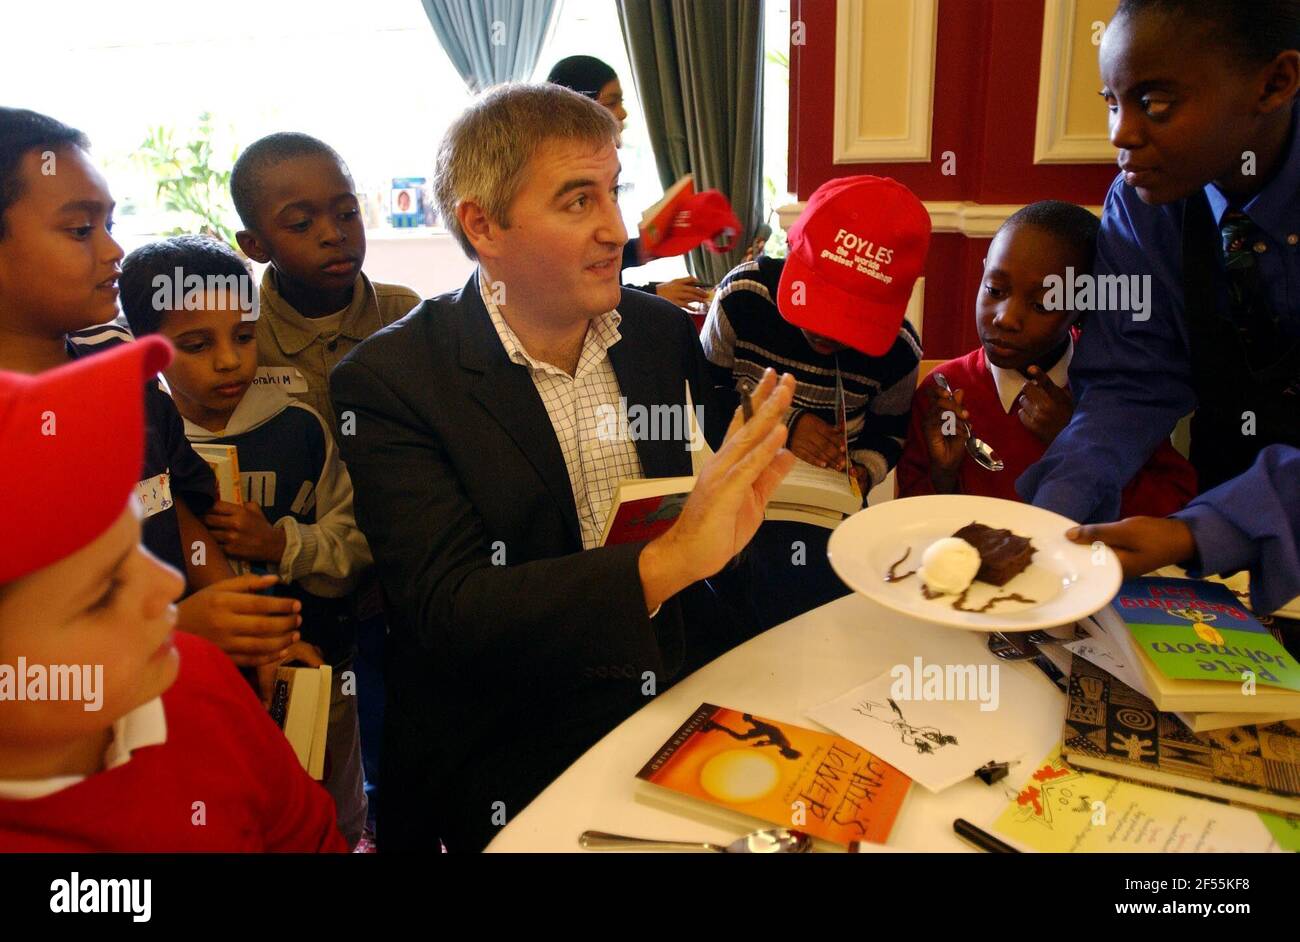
827, 495, 1122, 632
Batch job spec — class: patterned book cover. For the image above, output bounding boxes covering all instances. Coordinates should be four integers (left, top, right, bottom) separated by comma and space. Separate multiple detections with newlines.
637, 703, 911, 846
1062, 654, 1300, 817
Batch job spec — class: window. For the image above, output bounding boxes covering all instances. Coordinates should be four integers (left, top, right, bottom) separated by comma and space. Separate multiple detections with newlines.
5, 1, 789, 278
764, 0, 796, 257
5, 0, 472, 249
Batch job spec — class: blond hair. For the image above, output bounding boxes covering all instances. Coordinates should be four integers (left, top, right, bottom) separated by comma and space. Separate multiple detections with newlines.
434, 83, 620, 259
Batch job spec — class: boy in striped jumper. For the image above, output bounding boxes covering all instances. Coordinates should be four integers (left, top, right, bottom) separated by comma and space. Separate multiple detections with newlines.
702, 254, 922, 491
701, 176, 930, 627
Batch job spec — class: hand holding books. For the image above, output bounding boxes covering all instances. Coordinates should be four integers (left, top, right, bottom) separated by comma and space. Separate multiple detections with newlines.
637, 368, 796, 612
256, 639, 325, 708
203, 499, 288, 564
788, 412, 847, 470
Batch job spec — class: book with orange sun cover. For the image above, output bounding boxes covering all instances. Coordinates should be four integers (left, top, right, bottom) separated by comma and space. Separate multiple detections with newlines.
636, 703, 912, 846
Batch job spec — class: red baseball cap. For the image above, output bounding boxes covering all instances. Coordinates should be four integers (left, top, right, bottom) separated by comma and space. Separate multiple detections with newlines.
777, 175, 931, 355
0, 335, 173, 584
641, 190, 744, 259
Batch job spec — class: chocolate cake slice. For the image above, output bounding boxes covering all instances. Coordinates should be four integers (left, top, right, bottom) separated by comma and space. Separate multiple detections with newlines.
951, 522, 1034, 586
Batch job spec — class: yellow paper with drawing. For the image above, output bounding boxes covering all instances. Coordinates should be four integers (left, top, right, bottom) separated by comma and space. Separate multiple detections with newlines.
990, 749, 1293, 853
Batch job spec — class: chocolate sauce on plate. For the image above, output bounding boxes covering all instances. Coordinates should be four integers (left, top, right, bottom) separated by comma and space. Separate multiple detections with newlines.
952, 590, 1037, 613
885, 547, 918, 582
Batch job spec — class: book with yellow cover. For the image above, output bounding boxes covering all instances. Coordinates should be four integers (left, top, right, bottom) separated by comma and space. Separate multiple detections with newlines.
190, 442, 249, 574
636, 703, 911, 846
990, 747, 1297, 853
191, 442, 242, 502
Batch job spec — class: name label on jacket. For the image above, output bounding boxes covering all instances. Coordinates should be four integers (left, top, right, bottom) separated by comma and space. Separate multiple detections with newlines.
253, 367, 309, 394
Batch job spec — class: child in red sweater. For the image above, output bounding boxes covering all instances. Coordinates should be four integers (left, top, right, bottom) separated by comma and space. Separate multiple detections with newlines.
897, 200, 1195, 515
0, 336, 346, 851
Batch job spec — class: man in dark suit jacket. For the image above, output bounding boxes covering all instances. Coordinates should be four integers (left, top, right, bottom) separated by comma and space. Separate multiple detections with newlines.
331, 83, 796, 852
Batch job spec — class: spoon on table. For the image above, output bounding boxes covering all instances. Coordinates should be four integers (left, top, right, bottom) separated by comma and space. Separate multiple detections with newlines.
579, 827, 812, 853
933, 372, 1004, 472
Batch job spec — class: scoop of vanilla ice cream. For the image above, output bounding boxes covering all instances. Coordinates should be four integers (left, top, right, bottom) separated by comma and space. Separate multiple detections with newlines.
918, 537, 981, 595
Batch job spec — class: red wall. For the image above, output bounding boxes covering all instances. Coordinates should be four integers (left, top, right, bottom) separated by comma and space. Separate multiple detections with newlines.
789, 0, 1121, 357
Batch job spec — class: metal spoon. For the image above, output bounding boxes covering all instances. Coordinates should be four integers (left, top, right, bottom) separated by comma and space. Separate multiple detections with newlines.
986, 628, 1081, 658
986, 634, 1069, 692
933, 373, 1004, 471
579, 827, 812, 853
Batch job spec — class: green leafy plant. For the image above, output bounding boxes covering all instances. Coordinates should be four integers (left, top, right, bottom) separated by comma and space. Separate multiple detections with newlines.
762, 175, 789, 258
134, 112, 238, 247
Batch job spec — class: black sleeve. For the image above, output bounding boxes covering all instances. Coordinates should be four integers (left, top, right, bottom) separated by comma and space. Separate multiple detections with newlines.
621, 238, 642, 272
329, 357, 682, 695
151, 383, 217, 514
621, 238, 660, 294
704, 361, 739, 446
668, 303, 732, 451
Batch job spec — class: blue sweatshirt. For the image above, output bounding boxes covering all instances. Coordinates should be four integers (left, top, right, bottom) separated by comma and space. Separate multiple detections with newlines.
1173, 445, 1300, 615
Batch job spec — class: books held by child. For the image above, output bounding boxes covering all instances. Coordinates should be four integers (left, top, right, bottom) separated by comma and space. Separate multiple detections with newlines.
268, 664, 332, 780
191, 442, 329, 780
191, 442, 242, 503
191, 443, 250, 575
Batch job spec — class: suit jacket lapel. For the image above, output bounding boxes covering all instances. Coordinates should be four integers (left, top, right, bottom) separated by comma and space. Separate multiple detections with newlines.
456, 276, 582, 547
608, 314, 693, 480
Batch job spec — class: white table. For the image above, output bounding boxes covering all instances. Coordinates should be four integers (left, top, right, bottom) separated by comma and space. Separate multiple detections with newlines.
487, 592, 1069, 852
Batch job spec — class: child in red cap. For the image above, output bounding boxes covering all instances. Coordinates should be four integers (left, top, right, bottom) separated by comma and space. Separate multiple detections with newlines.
700, 175, 928, 627
0, 337, 346, 851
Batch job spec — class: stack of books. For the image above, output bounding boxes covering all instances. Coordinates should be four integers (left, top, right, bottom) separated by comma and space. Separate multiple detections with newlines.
1060, 576, 1300, 818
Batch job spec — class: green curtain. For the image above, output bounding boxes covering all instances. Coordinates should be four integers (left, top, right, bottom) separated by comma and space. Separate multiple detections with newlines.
420, 0, 559, 93
616, 0, 765, 283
